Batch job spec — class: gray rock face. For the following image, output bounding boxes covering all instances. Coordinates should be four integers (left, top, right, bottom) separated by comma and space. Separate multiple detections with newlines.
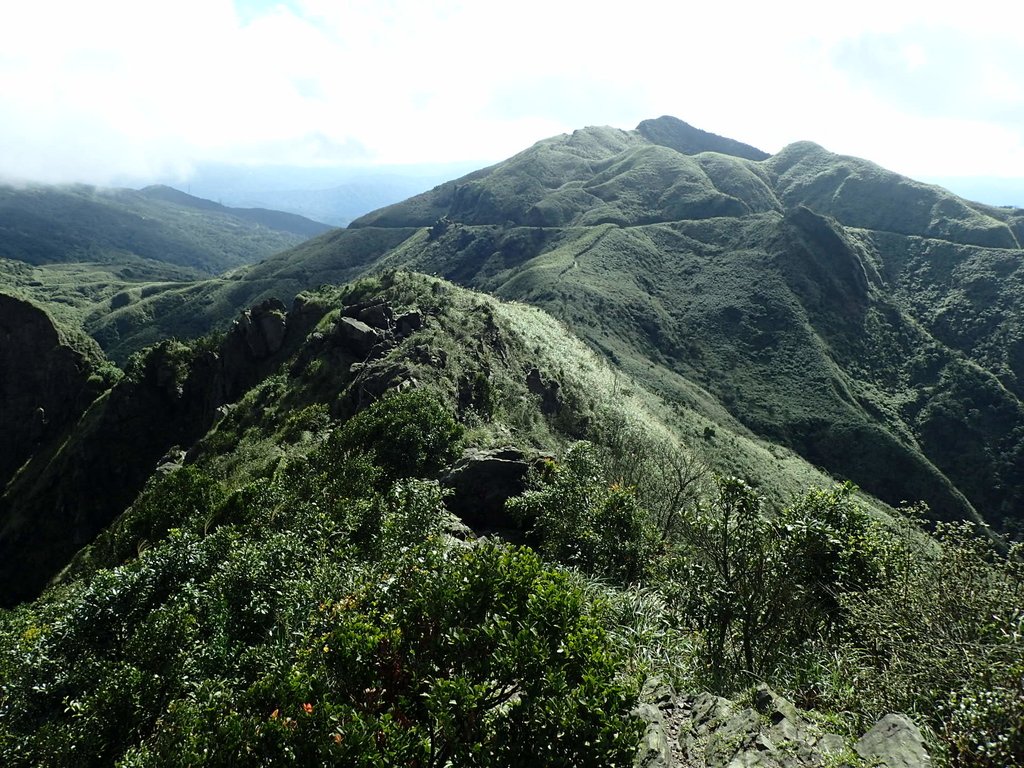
355, 302, 394, 332
633, 680, 930, 768
228, 298, 288, 359
633, 678, 677, 768
855, 714, 930, 768
335, 316, 384, 358
395, 310, 423, 338
440, 447, 551, 531
635, 719, 672, 768
219, 298, 290, 397
0, 294, 101, 489
526, 366, 561, 415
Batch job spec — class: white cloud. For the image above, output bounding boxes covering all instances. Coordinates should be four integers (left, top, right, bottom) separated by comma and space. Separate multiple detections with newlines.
0, 0, 1022, 185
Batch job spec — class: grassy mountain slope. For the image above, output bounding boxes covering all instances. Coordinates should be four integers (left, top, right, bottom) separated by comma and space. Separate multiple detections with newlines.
0, 182, 330, 273
0, 272, 853, 607
1, 273, 1019, 766
323, 124, 1024, 532
24, 118, 1024, 534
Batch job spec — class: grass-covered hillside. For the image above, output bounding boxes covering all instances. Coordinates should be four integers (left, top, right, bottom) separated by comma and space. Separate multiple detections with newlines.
0, 272, 847, 607
99, 117, 1024, 536
0, 182, 332, 350
0, 182, 330, 272
1, 273, 1019, 766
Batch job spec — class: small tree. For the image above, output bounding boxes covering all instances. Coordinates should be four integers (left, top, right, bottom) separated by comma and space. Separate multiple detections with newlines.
676, 479, 885, 683
507, 442, 658, 585
593, 411, 711, 540
677, 477, 793, 679
330, 390, 463, 487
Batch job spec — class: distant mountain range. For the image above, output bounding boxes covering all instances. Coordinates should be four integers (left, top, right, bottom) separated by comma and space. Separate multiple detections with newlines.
0, 182, 331, 274
61, 115, 1023, 537
149, 161, 483, 226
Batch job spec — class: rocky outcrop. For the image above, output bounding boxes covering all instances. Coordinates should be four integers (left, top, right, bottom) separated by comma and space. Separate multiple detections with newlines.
633, 679, 930, 768
0, 294, 104, 490
326, 301, 428, 416
855, 715, 930, 768
336, 316, 383, 358
441, 447, 552, 533
0, 293, 333, 607
526, 366, 561, 416
219, 298, 289, 396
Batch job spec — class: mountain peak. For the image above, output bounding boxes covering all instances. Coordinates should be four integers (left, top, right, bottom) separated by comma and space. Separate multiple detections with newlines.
636, 115, 770, 161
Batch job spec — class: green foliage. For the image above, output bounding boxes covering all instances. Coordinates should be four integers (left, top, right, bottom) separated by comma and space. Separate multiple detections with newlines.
330, 389, 464, 485
675, 477, 793, 679
779, 483, 889, 636
279, 402, 332, 443
123, 337, 196, 387
297, 542, 641, 767
0, 389, 639, 765
674, 478, 888, 684
831, 521, 1024, 766
592, 409, 711, 540
508, 442, 659, 585
111, 467, 226, 561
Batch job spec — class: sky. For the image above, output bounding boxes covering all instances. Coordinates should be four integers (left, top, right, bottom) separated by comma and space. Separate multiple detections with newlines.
1, 0, 1023, 199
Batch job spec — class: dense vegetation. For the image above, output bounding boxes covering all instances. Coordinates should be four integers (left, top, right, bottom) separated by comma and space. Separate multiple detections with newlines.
1, 272, 1020, 765
53, 117, 1024, 538
2, 115, 1023, 765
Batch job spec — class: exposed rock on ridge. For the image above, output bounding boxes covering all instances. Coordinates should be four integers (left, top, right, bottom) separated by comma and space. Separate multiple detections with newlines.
0, 293, 104, 489
634, 679, 931, 767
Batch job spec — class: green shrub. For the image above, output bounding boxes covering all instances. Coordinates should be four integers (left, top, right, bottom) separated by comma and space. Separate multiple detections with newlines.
834, 522, 1023, 765
508, 441, 659, 584
674, 479, 889, 684
299, 542, 642, 767
112, 467, 225, 561
675, 477, 792, 680
778, 482, 889, 639
330, 390, 463, 486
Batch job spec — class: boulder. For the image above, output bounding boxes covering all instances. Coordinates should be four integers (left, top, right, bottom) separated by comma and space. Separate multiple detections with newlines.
855, 714, 930, 768
335, 316, 384, 358
255, 305, 287, 355
440, 447, 549, 530
672, 687, 859, 768
356, 303, 394, 332
633, 678, 676, 768
634, 720, 671, 768
396, 310, 423, 338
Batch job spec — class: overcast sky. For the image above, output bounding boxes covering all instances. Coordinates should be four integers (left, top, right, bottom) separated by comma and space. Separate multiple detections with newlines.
2, 0, 1023, 193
